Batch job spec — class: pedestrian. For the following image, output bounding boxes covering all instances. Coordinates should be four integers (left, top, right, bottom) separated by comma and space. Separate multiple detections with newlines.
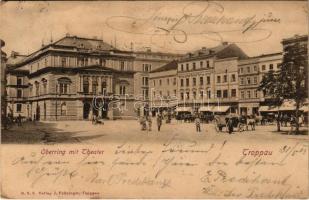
227, 118, 234, 134
148, 116, 152, 131
195, 115, 201, 132
299, 114, 304, 127
156, 113, 162, 131
140, 116, 147, 131
283, 114, 288, 127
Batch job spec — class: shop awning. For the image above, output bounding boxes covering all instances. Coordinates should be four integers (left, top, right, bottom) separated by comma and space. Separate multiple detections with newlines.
199, 106, 213, 112
259, 106, 279, 112
279, 100, 296, 111
212, 106, 230, 113
175, 107, 192, 112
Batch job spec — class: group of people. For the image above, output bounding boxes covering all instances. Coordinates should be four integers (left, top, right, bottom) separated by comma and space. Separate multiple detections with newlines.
139, 113, 163, 132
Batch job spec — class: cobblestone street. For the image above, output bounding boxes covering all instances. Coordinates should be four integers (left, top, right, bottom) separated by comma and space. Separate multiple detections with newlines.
2, 119, 308, 144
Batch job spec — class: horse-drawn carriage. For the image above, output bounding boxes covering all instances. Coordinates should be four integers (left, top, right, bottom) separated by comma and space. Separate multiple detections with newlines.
214, 114, 256, 133
175, 107, 194, 122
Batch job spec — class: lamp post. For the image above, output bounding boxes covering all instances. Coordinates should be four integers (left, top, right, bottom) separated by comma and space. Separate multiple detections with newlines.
55, 84, 58, 121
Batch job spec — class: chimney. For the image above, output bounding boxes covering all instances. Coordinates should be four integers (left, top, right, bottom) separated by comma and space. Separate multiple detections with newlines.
66, 33, 70, 37
222, 41, 228, 45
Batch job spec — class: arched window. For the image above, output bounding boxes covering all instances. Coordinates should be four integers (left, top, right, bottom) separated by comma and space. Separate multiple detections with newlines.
60, 102, 67, 116
57, 77, 71, 94
42, 78, 47, 95
35, 81, 39, 96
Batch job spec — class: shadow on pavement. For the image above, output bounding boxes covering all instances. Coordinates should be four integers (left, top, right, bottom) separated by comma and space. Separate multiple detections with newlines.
1, 121, 105, 144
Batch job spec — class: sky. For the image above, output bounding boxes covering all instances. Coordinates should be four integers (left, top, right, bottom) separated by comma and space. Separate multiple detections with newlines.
0, 1, 307, 57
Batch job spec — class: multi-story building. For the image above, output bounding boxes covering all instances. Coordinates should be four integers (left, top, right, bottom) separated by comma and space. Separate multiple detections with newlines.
177, 42, 248, 113
238, 52, 282, 115
133, 49, 181, 101
6, 35, 137, 120
149, 60, 178, 115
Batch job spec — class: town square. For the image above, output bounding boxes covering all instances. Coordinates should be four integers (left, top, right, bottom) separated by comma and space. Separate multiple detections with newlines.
0, 1, 308, 199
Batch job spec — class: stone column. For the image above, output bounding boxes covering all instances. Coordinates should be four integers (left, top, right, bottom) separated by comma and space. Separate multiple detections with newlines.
89, 76, 93, 93
109, 76, 113, 94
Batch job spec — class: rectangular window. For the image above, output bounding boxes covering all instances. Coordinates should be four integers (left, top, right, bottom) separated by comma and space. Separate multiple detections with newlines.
217, 76, 221, 83
231, 89, 236, 97
186, 63, 189, 71
120, 61, 125, 71
247, 90, 251, 98
143, 89, 149, 99
269, 64, 273, 70
206, 60, 210, 68
240, 78, 244, 85
61, 57, 66, 67
192, 62, 196, 70
173, 78, 176, 85
254, 76, 258, 84
142, 77, 149, 86
277, 63, 281, 69
17, 77, 22, 86
186, 78, 189, 86
254, 65, 257, 71
199, 77, 203, 85
240, 68, 243, 74
231, 74, 236, 82
167, 78, 169, 85
17, 89, 22, 98
200, 61, 203, 68
101, 81, 107, 95
16, 104, 22, 112
216, 90, 222, 98
247, 77, 251, 84
181, 64, 184, 71
247, 66, 250, 73
159, 79, 162, 85
207, 90, 211, 98
200, 90, 204, 98
186, 92, 190, 99
180, 92, 184, 100
180, 79, 184, 87
223, 75, 227, 83
193, 91, 196, 99
262, 65, 266, 71
207, 76, 210, 84
241, 91, 245, 99
255, 90, 258, 98
223, 90, 228, 98
193, 78, 196, 86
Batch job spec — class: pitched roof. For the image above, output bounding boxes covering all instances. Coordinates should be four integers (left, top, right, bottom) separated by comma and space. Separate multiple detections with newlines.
151, 60, 178, 73
180, 43, 248, 62
54, 36, 116, 51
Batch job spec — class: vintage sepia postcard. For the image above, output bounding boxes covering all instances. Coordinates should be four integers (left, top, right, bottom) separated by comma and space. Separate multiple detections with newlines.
0, 1, 308, 199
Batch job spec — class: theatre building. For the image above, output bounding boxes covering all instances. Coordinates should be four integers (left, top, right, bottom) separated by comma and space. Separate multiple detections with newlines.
6, 35, 136, 120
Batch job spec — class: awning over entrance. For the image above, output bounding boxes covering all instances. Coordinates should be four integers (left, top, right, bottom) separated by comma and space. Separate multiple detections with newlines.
175, 107, 192, 112
199, 106, 213, 112
279, 100, 296, 111
259, 105, 279, 112
212, 106, 230, 113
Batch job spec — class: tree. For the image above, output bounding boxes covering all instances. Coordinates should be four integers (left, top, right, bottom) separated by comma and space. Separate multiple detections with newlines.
259, 41, 308, 134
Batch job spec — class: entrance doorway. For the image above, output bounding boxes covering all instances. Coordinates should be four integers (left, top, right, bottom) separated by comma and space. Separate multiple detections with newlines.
36, 105, 40, 121
83, 102, 91, 119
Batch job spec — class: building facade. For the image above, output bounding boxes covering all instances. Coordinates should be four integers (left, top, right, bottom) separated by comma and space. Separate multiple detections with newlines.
238, 53, 282, 115
1, 39, 7, 121
149, 60, 178, 115
6, 35, 137, 120
177, 42, 248, 113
